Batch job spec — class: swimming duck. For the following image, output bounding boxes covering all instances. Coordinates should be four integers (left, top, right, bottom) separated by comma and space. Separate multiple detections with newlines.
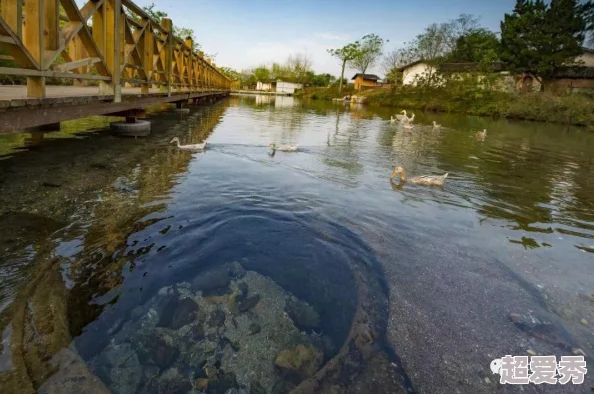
390, 166, 448, 186
476, 129, 487, 141
170, 137, 207, 151
269, 142, 299, 152
395, 110, 407, 122
402, 123, 414, 131
433, 121, 441, 130
403, 113, 415, 124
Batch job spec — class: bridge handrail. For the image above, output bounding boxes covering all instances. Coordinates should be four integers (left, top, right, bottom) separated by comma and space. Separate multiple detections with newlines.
0, 0, 237, 99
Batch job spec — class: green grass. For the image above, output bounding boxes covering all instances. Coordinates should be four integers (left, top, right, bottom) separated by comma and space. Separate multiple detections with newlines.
362, 86, 594, 127
294, 86, 357, 100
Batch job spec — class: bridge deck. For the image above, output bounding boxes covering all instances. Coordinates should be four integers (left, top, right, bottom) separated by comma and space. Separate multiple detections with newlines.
0, 85, 229, 132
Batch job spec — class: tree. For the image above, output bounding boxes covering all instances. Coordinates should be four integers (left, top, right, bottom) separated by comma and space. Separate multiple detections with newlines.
252, 66, 271, 82
286, 53, 313, 84
348, 34, 387, 76
500, 0, 593, 87
219, 67, 240, 81
382, 48, 417, 84
328, 41, 361, 93
448, 29, 500, 64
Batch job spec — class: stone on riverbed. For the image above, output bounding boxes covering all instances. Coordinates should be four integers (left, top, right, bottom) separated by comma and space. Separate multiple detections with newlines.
285, 298, 320, 331
157, 297, 199, 329
238, 295, 261, 313
274, 344, 324, 383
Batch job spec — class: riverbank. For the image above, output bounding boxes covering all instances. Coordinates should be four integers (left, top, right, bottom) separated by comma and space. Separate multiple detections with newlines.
297, 87, 594, 127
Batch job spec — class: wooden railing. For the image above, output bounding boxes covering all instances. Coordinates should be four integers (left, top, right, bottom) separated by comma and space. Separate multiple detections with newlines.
0, 0, 234, 100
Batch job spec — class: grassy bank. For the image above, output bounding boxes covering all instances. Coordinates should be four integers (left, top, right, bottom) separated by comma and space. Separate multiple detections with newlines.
298, 84, 594, 127
294, 86, 357, 100
363, 87, 594, 126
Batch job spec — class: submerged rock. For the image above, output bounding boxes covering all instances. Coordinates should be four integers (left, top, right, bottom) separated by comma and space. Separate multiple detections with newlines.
231, 261, 246, 278
238, 295, 261, 313
98, 343, 142, 394
285, 299, 320, 331
150, 334, 180, 368
248, 323, 261, 335
249, 380, 267, 394
274, 344, 323, 383
270, 379, 296, 394
149, 367, 192, 394
208, 309, 227, 328
158, 297, 199, 329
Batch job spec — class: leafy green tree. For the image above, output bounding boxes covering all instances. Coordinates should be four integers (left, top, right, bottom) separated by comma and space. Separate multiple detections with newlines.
500, 0, 593, 87
219, 67, 240, 81
253, 66, 271, 83
348, 34, 387, 76
448, 29, 500, 65
328, 41, 361, 93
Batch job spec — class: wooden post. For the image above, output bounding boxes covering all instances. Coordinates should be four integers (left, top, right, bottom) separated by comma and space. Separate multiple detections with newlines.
141, 21, 154, 94
185, 37, 192, 93
44, 0, 58, 65
198, 51, 204, 91
23, 0, 44, 97
99, 0, 121, 101
161, 18, 172, 97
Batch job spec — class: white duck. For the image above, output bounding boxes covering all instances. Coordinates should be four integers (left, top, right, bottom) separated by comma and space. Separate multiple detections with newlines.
432, 121, 441, 130
403, 123, 414, 131
402, 113, 415, 124
395, 110, 408, 122
269, 142, 299, 152
170, 137, 207, 151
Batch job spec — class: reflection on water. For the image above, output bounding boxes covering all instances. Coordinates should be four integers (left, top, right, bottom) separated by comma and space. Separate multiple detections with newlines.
0, 95, 593, 393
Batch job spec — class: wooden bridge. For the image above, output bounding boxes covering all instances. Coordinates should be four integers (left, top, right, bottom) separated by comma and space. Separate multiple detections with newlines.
0, 0, 239, 132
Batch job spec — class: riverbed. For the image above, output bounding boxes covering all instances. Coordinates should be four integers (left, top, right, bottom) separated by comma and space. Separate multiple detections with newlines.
0, 95, 592, 393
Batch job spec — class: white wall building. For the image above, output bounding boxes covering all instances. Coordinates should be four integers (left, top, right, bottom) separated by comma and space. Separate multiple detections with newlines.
256, 81, 272, 91
399, 60, 437, 86
275, 81, 303, 94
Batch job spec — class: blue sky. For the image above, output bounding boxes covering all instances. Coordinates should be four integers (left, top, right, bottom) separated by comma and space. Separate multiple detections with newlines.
128, 0, 517, 77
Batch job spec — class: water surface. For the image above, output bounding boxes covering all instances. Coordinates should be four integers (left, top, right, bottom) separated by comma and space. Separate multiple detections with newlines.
0, 95, 593, 393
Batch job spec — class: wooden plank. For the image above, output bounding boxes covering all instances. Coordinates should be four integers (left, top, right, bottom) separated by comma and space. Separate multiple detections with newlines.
44, 0, 60, 66
0, 67, 111, 80
43, 21, 84, 67
80, 0, 104, 21
0, 16, 39, 68
52, 57, 101, 72
1, 0, 22, 38
0, 90, 228, 131
60, 0, 111, 77
121, 0, 165, 33
161, 18, 172, 96
0, 35, 15, 44
23, 0, 45, 97
140, 21, 153, 94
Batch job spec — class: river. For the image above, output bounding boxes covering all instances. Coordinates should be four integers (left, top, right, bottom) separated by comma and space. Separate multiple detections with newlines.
0, 95, 593, 394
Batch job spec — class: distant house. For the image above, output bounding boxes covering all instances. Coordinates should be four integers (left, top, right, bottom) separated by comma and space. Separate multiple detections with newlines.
576, 47, 594, 67
255, 80, 302, 94
351, 73, 381, 89
275, 81, 303, 94
398, 61, 435, 86
256, 81, 273, 91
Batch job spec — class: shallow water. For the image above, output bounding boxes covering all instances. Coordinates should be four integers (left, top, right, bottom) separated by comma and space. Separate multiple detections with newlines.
0, 95, 593, 393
